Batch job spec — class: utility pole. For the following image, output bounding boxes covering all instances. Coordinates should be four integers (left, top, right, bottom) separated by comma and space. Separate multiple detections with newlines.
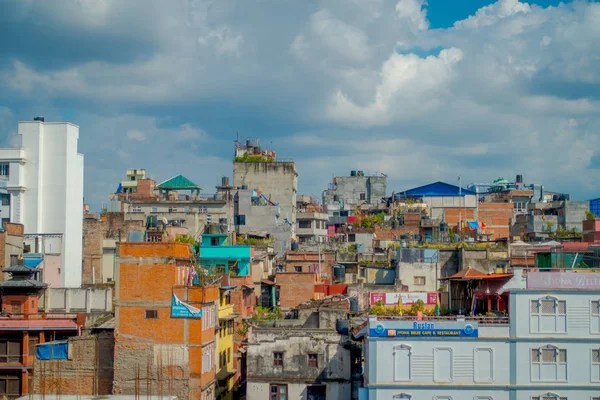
458, 176, 462, 238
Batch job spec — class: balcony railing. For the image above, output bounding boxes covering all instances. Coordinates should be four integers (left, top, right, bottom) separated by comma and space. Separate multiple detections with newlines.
373, 315, 509, 325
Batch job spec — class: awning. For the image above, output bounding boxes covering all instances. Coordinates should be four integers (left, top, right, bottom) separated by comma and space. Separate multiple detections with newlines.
242, 284, 254, 291
261, 279, 275, 285
473, 278, 511, 295
468, 221, 478, 230
440, 267, 513, 281
0, 319, 78, 330
220, 285, 236, 290
216, 369, 237, 381
219, 315, 236, 321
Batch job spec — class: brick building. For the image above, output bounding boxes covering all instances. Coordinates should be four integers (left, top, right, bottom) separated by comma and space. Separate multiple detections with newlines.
0, 223, 24, 280
276, 272, 319, 309
82, 212, 143, 285
33, 321, 115, 396
0, 262, 80, 398
113, 242, 219, 400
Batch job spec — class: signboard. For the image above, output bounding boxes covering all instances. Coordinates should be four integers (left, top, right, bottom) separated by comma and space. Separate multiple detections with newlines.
171, 293, 203, 319
527, 272, 600, 290
369, 320, 478, 338
370, 292, 438, 306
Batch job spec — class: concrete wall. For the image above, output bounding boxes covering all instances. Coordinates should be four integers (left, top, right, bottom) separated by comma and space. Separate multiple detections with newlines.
397, 262, 440, 292
247, 382, 350, 400
234, 161, 298, 224
39, 287, 113, 313
33, 331, 114, 395
323, 174, 386, 206
236, 189, 292, 254
12, 122, 84, 287
246, 328, 351, 400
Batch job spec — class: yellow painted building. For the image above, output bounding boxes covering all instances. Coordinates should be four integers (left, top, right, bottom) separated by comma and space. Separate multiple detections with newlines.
216, 287, 236, 400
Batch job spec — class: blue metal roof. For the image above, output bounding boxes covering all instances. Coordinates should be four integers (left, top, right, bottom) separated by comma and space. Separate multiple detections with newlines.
397, 181, 476, 197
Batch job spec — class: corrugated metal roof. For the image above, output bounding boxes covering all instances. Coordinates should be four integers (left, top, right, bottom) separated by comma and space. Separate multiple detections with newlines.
0, 319, 77, 330
397, 181, 476, 197
158, 174, 202, 190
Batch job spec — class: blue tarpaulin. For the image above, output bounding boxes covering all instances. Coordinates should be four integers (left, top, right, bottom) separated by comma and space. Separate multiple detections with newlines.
24, 258, 43, 268
468, 221, 479, 230
36, 341, 68, 360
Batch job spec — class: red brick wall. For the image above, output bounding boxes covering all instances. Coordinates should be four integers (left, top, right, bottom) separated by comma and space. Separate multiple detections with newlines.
136, 179, 156, 198
276, 273, 316, 308
479, 203, 513, 240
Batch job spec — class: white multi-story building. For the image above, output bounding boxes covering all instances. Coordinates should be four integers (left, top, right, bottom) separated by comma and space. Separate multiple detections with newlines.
0, 118, 84, 287
360, 271, 600, 400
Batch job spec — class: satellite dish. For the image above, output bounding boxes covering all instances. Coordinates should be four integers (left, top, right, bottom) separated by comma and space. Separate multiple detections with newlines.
162, 217, 168, 225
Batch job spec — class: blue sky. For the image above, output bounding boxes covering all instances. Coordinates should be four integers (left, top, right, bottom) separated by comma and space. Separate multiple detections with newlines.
0, 0, 599, 211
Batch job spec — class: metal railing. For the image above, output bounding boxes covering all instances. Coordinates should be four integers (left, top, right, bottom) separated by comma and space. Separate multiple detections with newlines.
373, 315, 509, 324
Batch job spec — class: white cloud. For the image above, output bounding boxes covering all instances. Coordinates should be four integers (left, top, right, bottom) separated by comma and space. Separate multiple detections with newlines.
2, 0, 600, 202
126, 129, 146, 141
453, 0, 531, 29
395, 0, 429, 31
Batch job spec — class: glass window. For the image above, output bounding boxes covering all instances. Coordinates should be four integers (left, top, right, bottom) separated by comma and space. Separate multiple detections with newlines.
531, 346, 567, 381
592, 348, 600, 382
294, 266, 302, 272
308, 353, 318, 368
530, 298, 566, 333
144, 310, 158, 319
270, 384, 287, 400
0, 163, 9, 177
591, 300, 600, 334
0, 339, 21, 363
413, 276, 426, 285
273, 352, 283, 366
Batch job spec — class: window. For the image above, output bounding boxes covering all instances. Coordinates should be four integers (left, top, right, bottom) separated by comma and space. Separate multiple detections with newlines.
0, 375, 20, 398
531, 346, 567, 381
168, 207, 178, 213
308, 353, 318, 368
201, 343, 214, 373
592, 348, 600, 382
9, 302, 19, 314
0, 163, 9, 177
219, 322, 225, 338
299, 220, 311, 229
273, 352, 283, 366
0, 339, 21, 363
591, 300, 600, 333
360, 193, 366, 201
28, 336, 39, 357
531, 394, 567, 400
202, 303, 216, 331
294, 266, 302, 273
434, 348, 453, 382
474, 348, 494, 382
530, 297, 566, 333
227, 320, 234, 335
211, 237, 220, 246
393, 344, 411, 382
413, 276, 426, 286
270, 384, 287, 400
219, 351, 225, 368
227, 348, 231, 363
306, 385, 325, 400
144, 310, 158, 319
1, 195, 9, 206
131, 206, 142, 213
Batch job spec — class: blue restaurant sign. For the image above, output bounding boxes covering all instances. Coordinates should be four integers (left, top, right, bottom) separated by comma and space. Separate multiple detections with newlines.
171, 293, 203, 319
369, 320, 478, 338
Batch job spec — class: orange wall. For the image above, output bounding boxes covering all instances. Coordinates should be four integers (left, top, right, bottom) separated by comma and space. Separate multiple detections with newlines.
277, 273, 316, 308
120, 242, 192, 258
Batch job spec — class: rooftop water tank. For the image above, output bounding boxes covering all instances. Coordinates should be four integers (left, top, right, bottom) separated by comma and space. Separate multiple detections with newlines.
333, 264, 346, 282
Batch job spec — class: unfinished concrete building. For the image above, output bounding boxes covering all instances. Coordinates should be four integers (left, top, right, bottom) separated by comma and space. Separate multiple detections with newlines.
246, 306, 356, 400
323, 171, 387, 213
233, 139, 297, 244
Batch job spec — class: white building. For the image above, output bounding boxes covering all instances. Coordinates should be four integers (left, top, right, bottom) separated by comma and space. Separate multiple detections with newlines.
0, 119, 84, 287
360, 271, 600, 399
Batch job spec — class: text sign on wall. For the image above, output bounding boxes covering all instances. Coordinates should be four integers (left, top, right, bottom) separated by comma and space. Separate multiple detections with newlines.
370, 292, 438, 306
171, 293, 203, 319
369, 320, 478, 338
527, 272, 600, 290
